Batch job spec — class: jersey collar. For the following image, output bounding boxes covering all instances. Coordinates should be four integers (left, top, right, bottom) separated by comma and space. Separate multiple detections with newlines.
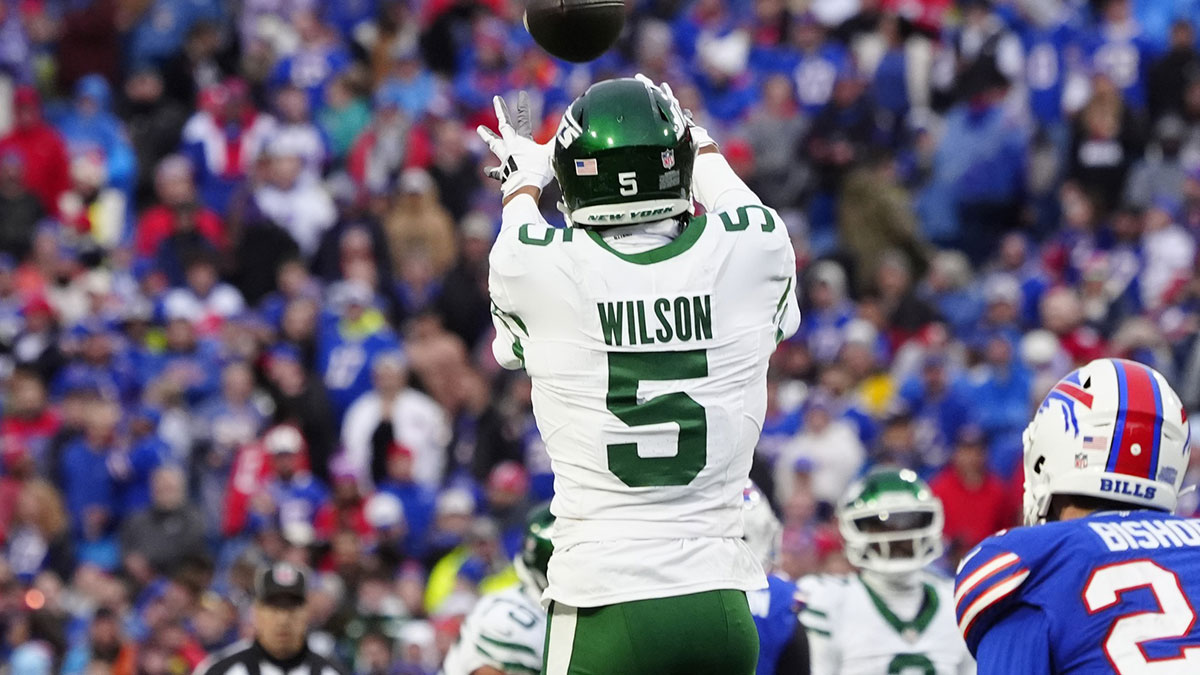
585, 215, 707, 264
859, 574, 940, 641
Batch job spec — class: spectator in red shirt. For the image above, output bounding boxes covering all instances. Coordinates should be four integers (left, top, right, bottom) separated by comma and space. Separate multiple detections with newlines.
1041, 286, 1107, 366
0, 368, 60, 463
313, 458, 372, 543
930, 424, 1017, 566
133, 155, 226, 259
0, 87, 71, 215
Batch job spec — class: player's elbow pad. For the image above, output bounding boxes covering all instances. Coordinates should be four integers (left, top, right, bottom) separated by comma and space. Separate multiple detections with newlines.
492, 339, 523, 371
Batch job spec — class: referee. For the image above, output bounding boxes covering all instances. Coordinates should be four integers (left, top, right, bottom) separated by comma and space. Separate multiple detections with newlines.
195, 562, 348, 675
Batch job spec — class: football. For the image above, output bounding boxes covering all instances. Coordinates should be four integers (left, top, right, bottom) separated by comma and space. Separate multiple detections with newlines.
524, 0, 626, 63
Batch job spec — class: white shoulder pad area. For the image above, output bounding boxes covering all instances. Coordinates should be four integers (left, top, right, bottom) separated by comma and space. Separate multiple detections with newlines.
795, 574, 850, 633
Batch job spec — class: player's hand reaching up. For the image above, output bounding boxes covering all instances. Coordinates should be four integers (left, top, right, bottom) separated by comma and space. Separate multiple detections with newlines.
633, 73, 717, 153
477, 91, 555, 202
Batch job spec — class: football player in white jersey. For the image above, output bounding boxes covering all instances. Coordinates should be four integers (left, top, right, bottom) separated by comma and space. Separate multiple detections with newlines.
797, 468, 976, 675
441, 506, 554, 675
478, 76, 801, 674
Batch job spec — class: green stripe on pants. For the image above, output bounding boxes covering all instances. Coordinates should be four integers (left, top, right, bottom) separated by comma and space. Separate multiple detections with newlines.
543, 589, 759, 675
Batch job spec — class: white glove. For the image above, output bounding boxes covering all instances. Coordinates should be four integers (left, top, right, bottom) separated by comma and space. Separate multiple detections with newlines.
476, 92, 554, 199
634, 73, 717, 151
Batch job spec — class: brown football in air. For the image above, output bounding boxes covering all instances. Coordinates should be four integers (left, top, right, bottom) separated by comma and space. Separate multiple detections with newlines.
524, 0, 626, 63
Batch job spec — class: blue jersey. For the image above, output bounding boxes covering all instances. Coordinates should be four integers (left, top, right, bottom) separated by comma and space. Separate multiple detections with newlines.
1018, 21, 1079, 125
315, 314, 401, 421
1083, 24, 1158, 110
956, 511, 1200, 674
749, 575, 800, 675
788, 45, 851, 116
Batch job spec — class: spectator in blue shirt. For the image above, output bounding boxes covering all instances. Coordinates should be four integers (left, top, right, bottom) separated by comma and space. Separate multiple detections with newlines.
52, 321, 139, 405
920, 251, 984, 337
268, 11, 352, 112
925, 73, 1028, 261
796, 260, 855, 364
1085, 0, 1160, 109
112, 406, 168, 519
1006, 0, 1081, 128
377, 42, 440, 121
378, 443, 438, 558
126, 0, 222, 67
781, 12, 852, 116
255, 430, 328, 534
140, 306, 222, 405
898, 354, 974, 469
60, 396, 122, 566
51, 75, 137, 196
989, 233, 1052, 326
967, 332, 1033, 476
970, 274, 1027, 347
317, 280, 402, 422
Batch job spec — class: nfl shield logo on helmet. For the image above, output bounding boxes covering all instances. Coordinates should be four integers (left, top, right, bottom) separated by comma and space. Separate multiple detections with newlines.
1074, 453, 1088, 469
661, 149, 675, 169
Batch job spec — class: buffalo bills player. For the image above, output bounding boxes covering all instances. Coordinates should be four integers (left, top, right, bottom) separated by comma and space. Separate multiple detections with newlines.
955, 358, 1197, 673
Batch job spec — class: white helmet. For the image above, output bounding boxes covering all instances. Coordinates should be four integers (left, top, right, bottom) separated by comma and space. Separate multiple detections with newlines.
1023, 358, 1191, 525
838, 468, 944, 577
742, 482, 782, 571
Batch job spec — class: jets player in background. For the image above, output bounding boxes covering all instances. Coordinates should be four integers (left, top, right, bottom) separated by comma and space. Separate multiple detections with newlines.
478, 75, 801, 674
798, 468, 975, 675
743, 482, 810, 675
441, 506, 553, 675
955, 358, 1198, 673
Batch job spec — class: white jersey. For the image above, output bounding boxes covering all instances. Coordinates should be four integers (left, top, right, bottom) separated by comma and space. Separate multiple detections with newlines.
441, 586, 545, 675
488, 153, 801, 607
797, 573, 976, 675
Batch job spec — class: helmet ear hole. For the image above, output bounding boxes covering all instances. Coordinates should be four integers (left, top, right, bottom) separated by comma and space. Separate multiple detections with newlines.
1033, 456, 1046, 474
1083, 376, 1092, 389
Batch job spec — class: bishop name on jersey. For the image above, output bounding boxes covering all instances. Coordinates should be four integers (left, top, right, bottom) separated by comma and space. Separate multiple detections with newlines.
597, 294, 713, 347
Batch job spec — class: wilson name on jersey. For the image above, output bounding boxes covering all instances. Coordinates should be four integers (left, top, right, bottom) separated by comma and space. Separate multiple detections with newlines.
596, 294, 713, 347
441, 587, 545, 675
955, 511, 1200, 673
797, 573, 974, 675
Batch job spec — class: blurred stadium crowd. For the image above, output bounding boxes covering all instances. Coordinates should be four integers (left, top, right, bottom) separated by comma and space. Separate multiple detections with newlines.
2, 0, 1200, 672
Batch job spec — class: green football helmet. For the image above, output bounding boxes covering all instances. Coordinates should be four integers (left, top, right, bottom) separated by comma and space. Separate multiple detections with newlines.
838, 468, 944, 577
553, 78, 695, 227
514, 504, 555, 595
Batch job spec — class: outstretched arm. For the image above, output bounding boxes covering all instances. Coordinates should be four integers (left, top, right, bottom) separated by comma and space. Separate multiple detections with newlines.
692, 148, 763, 215
477, 92, 555, 231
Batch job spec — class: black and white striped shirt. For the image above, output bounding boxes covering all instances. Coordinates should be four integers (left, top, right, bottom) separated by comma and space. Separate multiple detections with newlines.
193, 640, 348, 675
